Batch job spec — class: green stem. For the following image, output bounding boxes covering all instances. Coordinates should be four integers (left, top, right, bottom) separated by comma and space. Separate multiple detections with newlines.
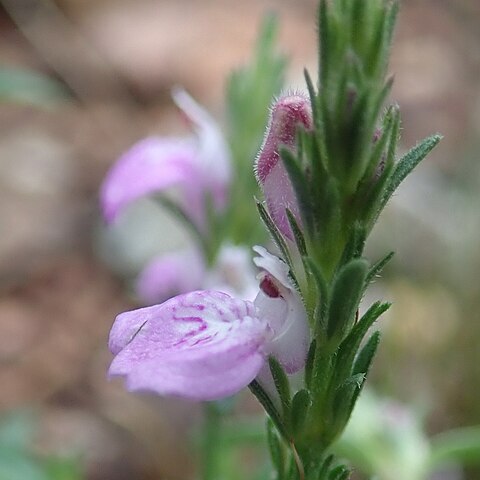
201, 403, 223, 480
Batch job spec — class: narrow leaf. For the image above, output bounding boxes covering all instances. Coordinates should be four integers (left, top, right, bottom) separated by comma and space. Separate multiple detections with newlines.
327, 259, 368, 342
353, 331, 381, 377
341, 301, 390, 357
281, 146, 314, 235
317, 455, 334, 480
319, 0, 330, 87
267, 418, 286, 480
304, 68, 319, 127
380, 134, 442, 211
269, 356, 292, 416
339, 222, 367, 265
334, 302, 389, 384
331, 374, 365, 440
249, 380, 289, 440
305, 258, 329, 340
286, 209, 307, 257
290, 389, 312, 437
305, 340, 317, 389
256, 201, 298, 288
364, 251, 394, 290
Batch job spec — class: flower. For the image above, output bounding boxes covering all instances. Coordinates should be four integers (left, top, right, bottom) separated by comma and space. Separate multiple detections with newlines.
135, 248, 206, 306
136, 243, 258, 305
108, 247, 309, 400
255, 92, 312, 239
99, 89, 234, 303
100, 88, 231, 230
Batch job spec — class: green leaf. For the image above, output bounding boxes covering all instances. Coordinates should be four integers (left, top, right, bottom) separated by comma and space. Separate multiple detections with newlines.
385, 104, 401, 170
339, 222, 367, 264
333, 302, 389, 385
328, 464, 351, 480
327, 259, 368, 342
430, 426, 480, 468
269, 357, 292, 417
304, 258, 329, 340
364, 251, 394, 292
290, 389, 312, 437
304, 68, 319, 127
356, 104, 395, 188
256, 201, 297, 287
267, 418, 286, 480
311, 350, 334, 404
249, 380, 289, 440
353, 330, 380, 374
349, 78, 393, 187
318, 0, 331, 88
366, 1, 398, 78
286, 209, 307, 257
339, 301, 390, 359
305, 340, 317, 389
380, 134, 442, 212
281, 147, 314, 235
331, 373, 365, 440
316, 455, 334, 480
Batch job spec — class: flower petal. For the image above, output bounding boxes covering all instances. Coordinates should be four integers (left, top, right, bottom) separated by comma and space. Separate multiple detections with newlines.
135, 248, 206, 304
100, 137, 197, 223
172, 88, 232, 211
109, 291, 270, 400
264, 160, 302, 240
255, 289, 309, 374
253, 246, 309, 373
252, 245, 291, 289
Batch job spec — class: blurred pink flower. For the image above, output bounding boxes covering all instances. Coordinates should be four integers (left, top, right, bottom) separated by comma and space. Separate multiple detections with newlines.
135, 248, 206, 306
100, 88, 231, 230
255, 93, 312, 239
108, 247, 309, 400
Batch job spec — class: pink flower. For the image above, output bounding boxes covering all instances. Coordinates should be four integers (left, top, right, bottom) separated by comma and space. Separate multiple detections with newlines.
108, 247, 309, 400
255, 93, 312, 239
100, 89, 231, 230
135, 248, 206, 306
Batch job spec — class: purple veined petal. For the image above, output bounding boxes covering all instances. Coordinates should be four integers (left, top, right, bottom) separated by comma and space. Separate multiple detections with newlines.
172, 88, 232, 211
255, 92, 312, 239
135, 248, 206, 305
253, 246, 309, 374
100, 137, 198, 223
109, 290, 271, 400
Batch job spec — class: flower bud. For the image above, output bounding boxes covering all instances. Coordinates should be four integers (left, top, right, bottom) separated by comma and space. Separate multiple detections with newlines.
255, 93, 312, 239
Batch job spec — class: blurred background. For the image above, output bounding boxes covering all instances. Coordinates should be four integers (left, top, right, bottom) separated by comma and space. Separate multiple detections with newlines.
0, 0, 479, 479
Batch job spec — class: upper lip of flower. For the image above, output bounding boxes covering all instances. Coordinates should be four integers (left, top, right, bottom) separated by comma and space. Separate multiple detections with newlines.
254, 92, 313, 240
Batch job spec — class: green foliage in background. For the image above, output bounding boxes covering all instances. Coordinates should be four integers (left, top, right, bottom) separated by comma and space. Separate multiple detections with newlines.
0, 67, 68, 107
0, 413, 82, 480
